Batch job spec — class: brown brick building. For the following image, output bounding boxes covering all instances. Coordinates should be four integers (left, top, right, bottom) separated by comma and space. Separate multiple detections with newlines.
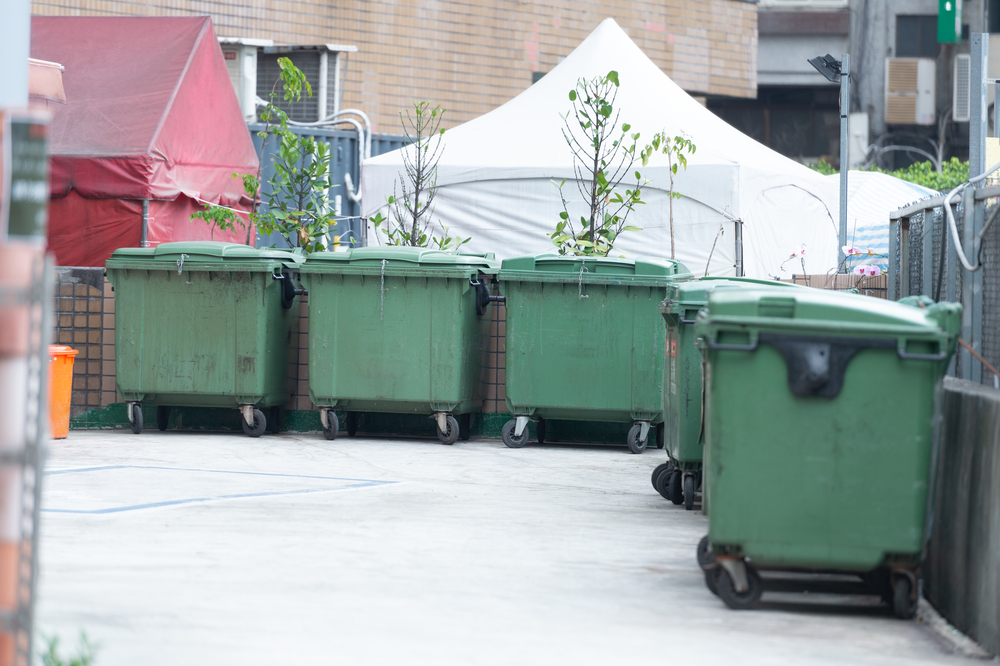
31, 0, 758, 132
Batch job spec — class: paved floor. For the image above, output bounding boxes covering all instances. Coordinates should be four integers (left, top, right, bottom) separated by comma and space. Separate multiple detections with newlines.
37, 431, 982, 665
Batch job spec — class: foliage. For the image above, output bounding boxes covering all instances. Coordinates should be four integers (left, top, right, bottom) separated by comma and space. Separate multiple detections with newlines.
643, 132, 696, 259
369, 101, 469, 251
191, 57, 338, 253
808, 157, 970, 192
550, 70, 647, 256
41, 633, 96, 666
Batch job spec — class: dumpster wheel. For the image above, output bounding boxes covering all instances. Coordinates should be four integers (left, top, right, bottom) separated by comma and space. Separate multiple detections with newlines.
667, 469, 684, 505
684, 474, 696, 511
891, 573, 918, 620
627, 424, 648, 454
651, 462, 672, 492
655, 468, 675, 501
501, 419, 529, 448
156, 406, 170, 432
322, 410, 339, 440
346, 411, 360, 437
128, 403, 143, 434
242, 408, 267, 438
437, 415, 460, 446
714, 561, 762, 610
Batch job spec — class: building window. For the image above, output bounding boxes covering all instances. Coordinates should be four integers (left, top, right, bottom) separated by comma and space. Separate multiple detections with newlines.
896, 15, 939, 58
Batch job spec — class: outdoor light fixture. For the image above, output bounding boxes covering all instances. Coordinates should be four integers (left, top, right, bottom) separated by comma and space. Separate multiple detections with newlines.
809, 52, 851, 270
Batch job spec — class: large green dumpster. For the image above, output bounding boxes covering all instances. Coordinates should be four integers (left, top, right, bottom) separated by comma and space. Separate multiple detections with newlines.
299, 247, 500, 444
694, 288, 960, 617
106, 242, 304, 437
499, 254, 689, 453
656, 277, 803, 508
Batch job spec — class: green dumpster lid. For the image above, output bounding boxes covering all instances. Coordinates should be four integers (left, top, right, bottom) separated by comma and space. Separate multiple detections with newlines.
500, 254, 688, 279
660, 277, 800, 314
300, 246, 499, 272
109, 241, 304, 264
701, 287, 962, 337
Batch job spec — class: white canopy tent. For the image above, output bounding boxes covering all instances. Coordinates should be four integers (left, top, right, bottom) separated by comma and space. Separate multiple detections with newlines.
362, 18, 843, 278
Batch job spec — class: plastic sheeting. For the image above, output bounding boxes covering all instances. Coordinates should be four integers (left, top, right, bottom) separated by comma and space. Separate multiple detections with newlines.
362, 19, 842, 279
30, 16, 258, 266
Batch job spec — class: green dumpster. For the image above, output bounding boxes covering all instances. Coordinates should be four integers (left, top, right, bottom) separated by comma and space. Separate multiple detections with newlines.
694, 288, 960, 618
299, 247, 500, 444
655, 277, 803, 509
499, 254, 689, 453
105, 242, 305, 437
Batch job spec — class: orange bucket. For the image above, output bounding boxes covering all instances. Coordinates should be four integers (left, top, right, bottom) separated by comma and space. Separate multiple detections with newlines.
49, 345, 79, 439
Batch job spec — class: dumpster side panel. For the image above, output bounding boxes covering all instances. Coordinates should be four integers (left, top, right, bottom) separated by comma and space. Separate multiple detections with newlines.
666, 319, 705, 466
706, 344, 938, 570
503, 279, 666, 422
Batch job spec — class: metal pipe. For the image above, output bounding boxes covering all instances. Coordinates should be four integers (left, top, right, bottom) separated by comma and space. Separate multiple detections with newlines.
317, 50, 328, 123
141, 199, 149, 248
838, 54, 850, 271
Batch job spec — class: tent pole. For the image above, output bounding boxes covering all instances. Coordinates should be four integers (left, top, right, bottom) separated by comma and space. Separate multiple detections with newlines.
734, 219, 744, 277
141, 199, 148, 248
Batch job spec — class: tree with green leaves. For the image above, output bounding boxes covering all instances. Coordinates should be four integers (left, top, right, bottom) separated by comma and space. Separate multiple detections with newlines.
191, 58, 337, 254
644, 132, 696, 259
550, 70, 647, 256
370, 101, 468, 251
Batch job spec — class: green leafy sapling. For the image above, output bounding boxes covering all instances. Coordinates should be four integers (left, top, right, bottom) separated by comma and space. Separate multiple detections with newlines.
550, 70, 647, 256
369, 101, 469, 251
643, 132, 696, 259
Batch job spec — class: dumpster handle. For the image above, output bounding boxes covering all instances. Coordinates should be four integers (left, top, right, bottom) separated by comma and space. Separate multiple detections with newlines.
470, 278, 505, 316
706, 338, 759, 352
896, 345, 948, 362
679, 316, 698, 325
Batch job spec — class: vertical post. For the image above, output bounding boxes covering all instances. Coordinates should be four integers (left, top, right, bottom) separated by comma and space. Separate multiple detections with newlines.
318, 49, 329, 122
970, 34, 988, 178
888, 217, 898, 300
838, 54, 850, 270
333, 52, 342, 116
922, 209, 934, 297
995, 81, 1000, 137
946, 200, 959, 302
141, 199, 149, 248
0, 0, 29, 108
900, 218, 910, 297
734, 219, 744, 277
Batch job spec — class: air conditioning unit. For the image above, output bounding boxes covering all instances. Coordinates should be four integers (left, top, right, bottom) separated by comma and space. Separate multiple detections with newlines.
953, 54, 971, 122
219, 37, 273, 122
884, 58, 936, 126
257, 44, 358, 123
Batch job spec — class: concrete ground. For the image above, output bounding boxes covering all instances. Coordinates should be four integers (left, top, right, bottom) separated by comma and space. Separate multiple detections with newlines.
36, 431, 985, 665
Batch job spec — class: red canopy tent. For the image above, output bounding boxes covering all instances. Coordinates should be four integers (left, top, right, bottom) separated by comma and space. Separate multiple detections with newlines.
30, 16, 259, 266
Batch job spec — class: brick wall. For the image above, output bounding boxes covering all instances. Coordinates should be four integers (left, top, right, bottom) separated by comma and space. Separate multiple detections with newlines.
54, 269, 509, 421
30, 0, 758, 132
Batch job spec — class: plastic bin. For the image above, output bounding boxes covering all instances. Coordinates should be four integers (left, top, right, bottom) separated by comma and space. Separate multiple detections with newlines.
298, 247, 500, 444
105, 242, 304, 437
499, 254, 689, 453
48, 346, 79, 439
694, 288, 960, 618
655, 278, 802, 508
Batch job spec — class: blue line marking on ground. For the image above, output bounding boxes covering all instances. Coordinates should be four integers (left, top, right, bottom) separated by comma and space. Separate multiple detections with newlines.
43, 465, 397, 514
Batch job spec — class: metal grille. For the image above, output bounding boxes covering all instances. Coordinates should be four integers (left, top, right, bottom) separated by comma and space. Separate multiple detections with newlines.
482, 299, 506, 413
906, 212, 924, 296
53, 269, 106, 417
257, 51, 321, 123
982, 200, 1000, 382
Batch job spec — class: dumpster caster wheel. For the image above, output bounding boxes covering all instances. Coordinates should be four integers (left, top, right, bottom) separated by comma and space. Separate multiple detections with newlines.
129, 403, 143, 434
655, 422, 664, 449
627, 424, 647, 454
705, 569, 720, 596
651, 462, 672, 492
655, 467, 675, 500
156, 406, 170, 432
242, 408, 266, 438
684, 474, 696, 510
696, 535, 717, 571
322, 411, 339, 441
715, 564, 762, 610
891, 576, 917, 620
501, 420, 528, 448
458, 413, 472, 441
437, 415, 459, 445
269, 406, 282, 435
536, 417, 546, 444
346, 411, 359, 437
667, 468, 684, 505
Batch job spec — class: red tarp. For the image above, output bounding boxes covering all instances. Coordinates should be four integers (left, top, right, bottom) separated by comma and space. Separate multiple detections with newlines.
30, 16, 259, 266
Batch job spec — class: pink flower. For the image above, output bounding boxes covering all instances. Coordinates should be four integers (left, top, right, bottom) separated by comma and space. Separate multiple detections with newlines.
853, 265, 867, 275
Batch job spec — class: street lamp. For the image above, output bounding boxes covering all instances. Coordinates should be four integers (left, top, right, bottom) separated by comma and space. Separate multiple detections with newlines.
809, 53, 850, 270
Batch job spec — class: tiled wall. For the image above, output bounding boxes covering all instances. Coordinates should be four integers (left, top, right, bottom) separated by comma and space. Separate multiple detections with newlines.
31, 0, 758, 132
54, 269, 510, 420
